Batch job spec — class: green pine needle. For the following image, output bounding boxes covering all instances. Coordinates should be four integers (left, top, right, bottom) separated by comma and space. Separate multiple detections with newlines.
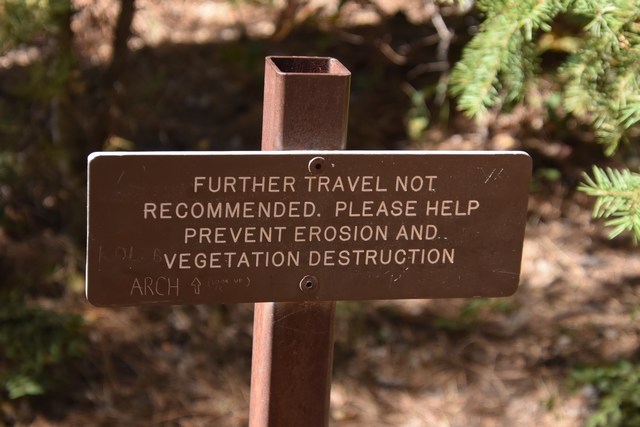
579, 167, 640, 243
450, 0, 566, 117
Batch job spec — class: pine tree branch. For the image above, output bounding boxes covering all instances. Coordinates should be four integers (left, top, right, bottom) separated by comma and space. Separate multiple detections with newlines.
579, 167, 640, 243
450, 0, 564, 117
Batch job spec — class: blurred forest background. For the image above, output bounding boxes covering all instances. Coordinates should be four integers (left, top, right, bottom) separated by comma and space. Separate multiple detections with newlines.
1, 0, 639, 426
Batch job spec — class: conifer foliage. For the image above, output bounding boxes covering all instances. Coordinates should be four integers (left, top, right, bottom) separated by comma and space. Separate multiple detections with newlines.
449, 0, 640, 242
579, 167, 640, 244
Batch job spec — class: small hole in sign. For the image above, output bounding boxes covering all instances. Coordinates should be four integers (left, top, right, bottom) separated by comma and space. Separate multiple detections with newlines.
299, 275, 318, 294
308, 157, 325, 174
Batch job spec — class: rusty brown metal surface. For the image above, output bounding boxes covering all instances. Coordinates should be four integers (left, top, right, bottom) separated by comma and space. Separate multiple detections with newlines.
261, 56, 350, 151
250, 56, 346, 427
85, 151, 531, 306
249, 301, 336, 426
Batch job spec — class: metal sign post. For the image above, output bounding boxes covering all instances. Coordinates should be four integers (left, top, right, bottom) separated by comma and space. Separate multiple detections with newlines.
249, 56, 350, 427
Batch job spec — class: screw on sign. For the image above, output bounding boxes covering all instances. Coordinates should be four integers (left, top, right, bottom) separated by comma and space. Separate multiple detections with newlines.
85, 57, 531, 427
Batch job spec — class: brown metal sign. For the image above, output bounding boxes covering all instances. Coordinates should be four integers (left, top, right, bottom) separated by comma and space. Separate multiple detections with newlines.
86, 151, 531, 306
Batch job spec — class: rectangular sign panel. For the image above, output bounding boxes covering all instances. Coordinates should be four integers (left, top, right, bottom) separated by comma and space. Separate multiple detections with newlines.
86, 151, 531, 306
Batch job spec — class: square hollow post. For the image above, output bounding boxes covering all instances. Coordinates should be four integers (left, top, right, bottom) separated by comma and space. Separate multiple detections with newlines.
250, 56, 351, 427
261, 56, 350, 150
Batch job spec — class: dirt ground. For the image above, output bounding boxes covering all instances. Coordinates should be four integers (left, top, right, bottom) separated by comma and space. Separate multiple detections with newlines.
2, 0, 639, 426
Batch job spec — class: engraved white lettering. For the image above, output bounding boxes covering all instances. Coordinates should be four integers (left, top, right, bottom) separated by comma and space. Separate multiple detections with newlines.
184, 226, 287, 244
395, 176, 437, 192
307, 248, 455, 266
424, 200, 480, 216
305, 176, 388, 192
334, 200, 417, 217
143, 201, 316, 219
395, 224, 438, 240
193, 176, 296, 193
294, 225, 388, 242
164, 251, 301, 269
